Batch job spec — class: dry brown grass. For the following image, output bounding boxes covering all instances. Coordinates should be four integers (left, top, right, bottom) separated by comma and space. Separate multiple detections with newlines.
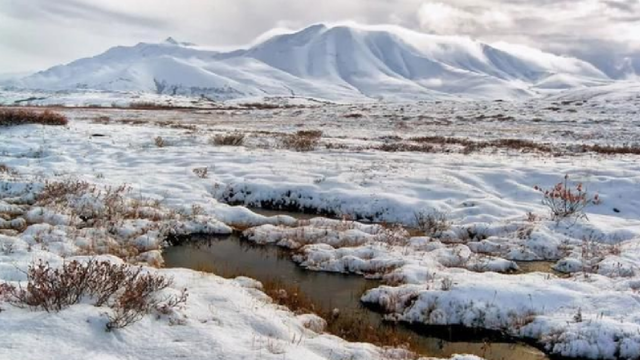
281, 130, 323, 152
211, 132, 245, 146
581, 144, 640, 155
0, 109, 68, 126
372, 136, 640, 156
128, 102, 184, 110
409, 136, 553, 153
261, 279, 418, 353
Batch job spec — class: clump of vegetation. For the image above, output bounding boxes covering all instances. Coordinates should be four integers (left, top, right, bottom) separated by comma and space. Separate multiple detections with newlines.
414, 210, 451, 236
154, 136, 166, 148
0, 109, 68, 126
260, 279, 417, 353
261, 279, 317, 314
128, 101, 182, 110
281, 130, 322, 152
534, 175, 599, 220
0, 259, 187, 331
192, 167, 209, 179
92, 116, 111, 124
210, 132, 245, 146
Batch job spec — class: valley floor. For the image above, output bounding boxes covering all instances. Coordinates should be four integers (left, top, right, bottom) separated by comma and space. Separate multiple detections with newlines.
1, 96, 640, 360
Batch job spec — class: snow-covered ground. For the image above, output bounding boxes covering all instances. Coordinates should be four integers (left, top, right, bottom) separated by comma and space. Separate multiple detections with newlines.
1, 95, 640, 359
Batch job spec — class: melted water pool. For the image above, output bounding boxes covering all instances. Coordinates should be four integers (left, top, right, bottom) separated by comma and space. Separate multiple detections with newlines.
164, 235, 550, 360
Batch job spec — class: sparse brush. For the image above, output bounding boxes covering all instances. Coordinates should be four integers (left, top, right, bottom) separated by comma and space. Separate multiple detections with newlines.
0, 259, 186, 330
154, 136, 166, 148
0, 164, 12, 174
92, 116, 111, 124
36, 180, 94, 206
281, 130, 322, 152
414, 210, 451, 236
261, 279, 417, 353
128, 101, 180, 110
440, 277, 454, 291
261, 279, 317, 314
210, 132, 245, 146
0, 109, 68, 126
534, 175, 599, 221
193, 167, 209, 179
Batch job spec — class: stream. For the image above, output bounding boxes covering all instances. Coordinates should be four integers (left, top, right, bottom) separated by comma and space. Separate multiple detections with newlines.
164, 234, 551, 360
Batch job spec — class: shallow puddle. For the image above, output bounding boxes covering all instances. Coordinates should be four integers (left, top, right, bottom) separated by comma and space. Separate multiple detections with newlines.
164, 235, 550, 360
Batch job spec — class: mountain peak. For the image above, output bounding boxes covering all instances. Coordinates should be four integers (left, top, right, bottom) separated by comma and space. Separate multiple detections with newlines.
164, 37, 179, 45
162, 37, 195, 47
9, 24, 617, 101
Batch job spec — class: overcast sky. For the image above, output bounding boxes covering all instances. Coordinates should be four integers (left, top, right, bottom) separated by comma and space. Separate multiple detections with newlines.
1, 0, 639, 76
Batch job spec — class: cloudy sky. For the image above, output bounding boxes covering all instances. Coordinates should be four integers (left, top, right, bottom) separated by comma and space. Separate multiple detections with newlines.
1, 0, 639, 76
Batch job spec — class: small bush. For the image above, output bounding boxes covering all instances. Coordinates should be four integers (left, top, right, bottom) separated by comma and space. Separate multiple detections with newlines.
211, 133, 245, 146
154, 136, 166, 148
1, 260, 186, 330
0, 109, 68, 126
193, 167, 209, 179
281, 130, 322, 152
414, 210, 451, 236
36, 180, 93, 206
534, 175, 599, 220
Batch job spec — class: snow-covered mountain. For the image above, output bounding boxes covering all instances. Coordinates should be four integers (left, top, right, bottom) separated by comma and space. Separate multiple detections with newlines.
5, 24, 616, 101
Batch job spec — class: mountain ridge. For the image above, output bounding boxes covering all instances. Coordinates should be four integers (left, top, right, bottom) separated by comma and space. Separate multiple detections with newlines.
4, 24, 620, 101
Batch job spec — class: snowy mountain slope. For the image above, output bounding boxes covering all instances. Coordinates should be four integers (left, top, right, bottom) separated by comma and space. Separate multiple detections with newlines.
5, 24, 622, 101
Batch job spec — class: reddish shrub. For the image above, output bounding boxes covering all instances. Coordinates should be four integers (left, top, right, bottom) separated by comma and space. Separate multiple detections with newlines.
1, 260, 187, 330
535, 175, 599, 220
0, 109, 68, 126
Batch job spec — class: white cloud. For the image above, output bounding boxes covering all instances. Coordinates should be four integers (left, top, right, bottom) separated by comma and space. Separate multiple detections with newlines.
417, 2, 513, 34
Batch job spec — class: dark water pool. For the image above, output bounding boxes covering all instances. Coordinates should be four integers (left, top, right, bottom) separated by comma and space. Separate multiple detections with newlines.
164, 235, 549, 360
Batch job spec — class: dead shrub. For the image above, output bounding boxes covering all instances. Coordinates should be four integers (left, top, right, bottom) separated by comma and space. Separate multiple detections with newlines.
105, 271, 184, 331
92, 116, 111, 124
211, 132, 245, 146
377, 142, 435, 153
414, 210, 451, 236
440, 277, 454, 291
1, 259, 186, 330
0, 109, 68, 126
534, 175, 599, 220
36, 180, 93, 206
154, 136, 166, 148
281, 130, 322, 152
344, 113, 364, 118
238, 103, 285, 110
129, 102, 180, 110
582, 144, 640, 155
193, 167, 209, 179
